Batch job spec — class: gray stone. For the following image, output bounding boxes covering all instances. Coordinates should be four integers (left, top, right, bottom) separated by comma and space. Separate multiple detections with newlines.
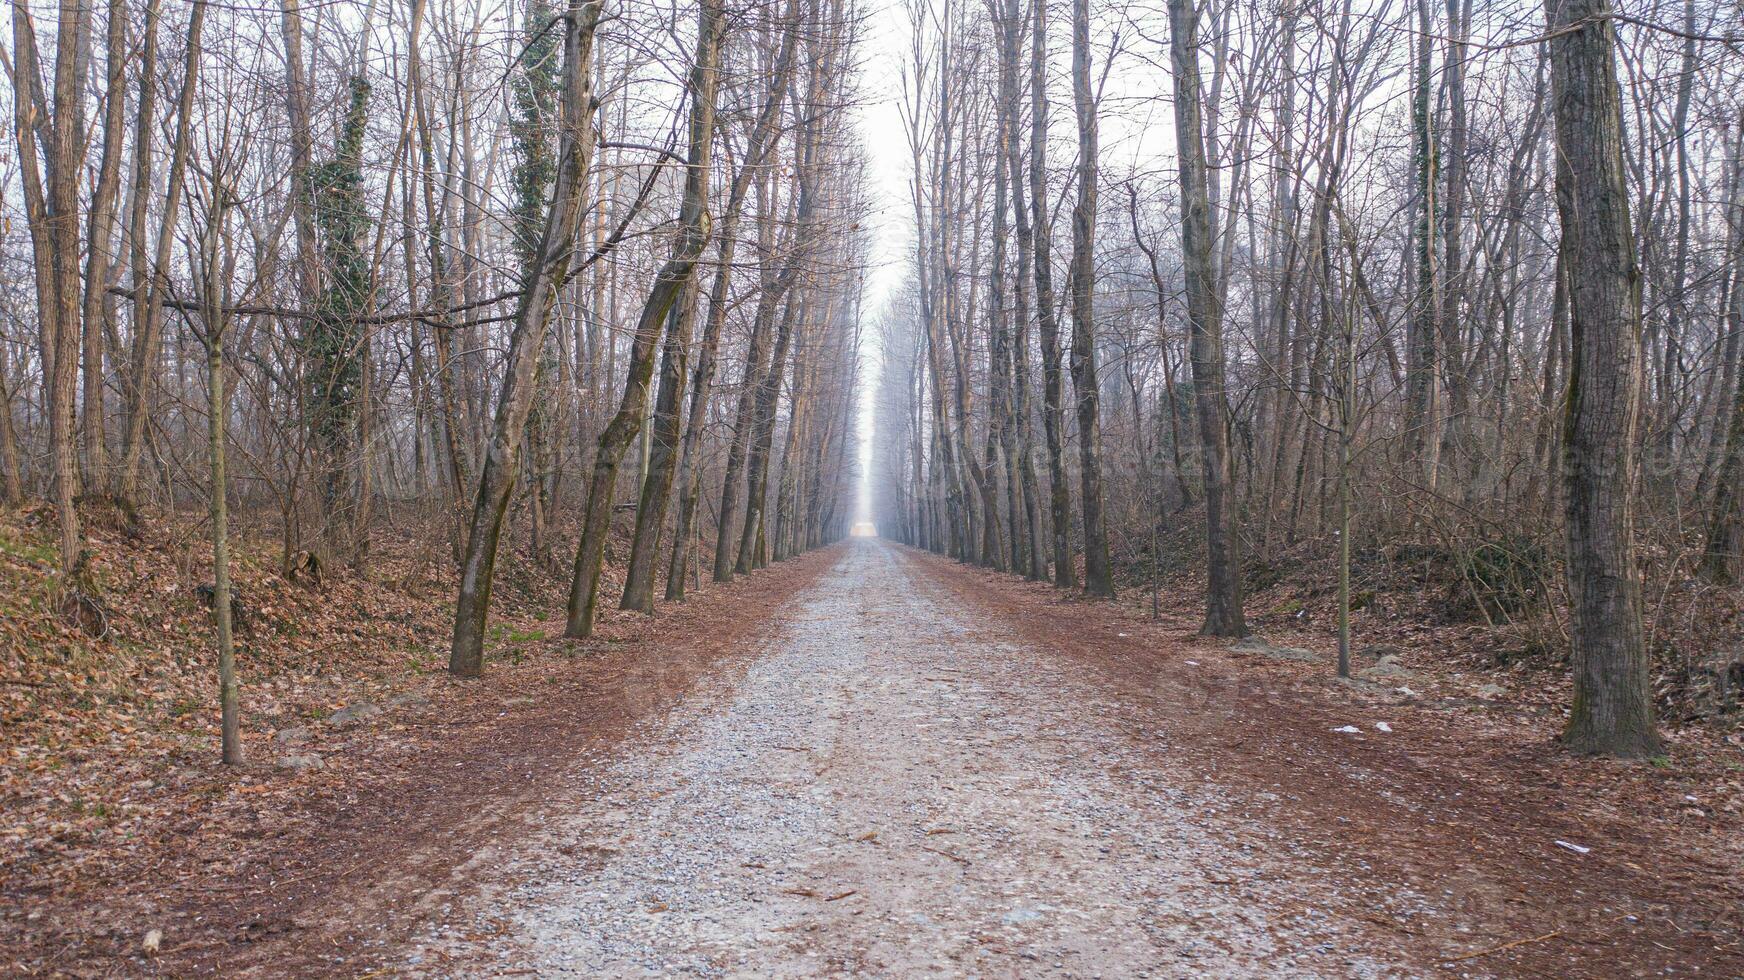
1228, 635, 1321, 662
276, 753, 326, 771
1358, 660, 1416, 681
273, 726, 312, 746
1476, 683, 1509, 698
325, 702, 382, 728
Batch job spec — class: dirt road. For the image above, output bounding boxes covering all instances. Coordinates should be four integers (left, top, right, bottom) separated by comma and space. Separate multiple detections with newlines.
403, 540, 1394, 976
51, 537, 1725, 977
386, 540, 1739, 978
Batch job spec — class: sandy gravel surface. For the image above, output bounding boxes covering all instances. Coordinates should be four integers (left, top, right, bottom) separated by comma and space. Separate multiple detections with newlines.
406, 540, 1411, 977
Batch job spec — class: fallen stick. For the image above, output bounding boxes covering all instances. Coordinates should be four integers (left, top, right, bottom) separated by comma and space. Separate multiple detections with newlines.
1446, 930, 1562, 962
920, 844, 970, 865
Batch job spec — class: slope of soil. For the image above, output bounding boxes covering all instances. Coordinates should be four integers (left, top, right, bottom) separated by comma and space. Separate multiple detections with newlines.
1, 505, 835, 976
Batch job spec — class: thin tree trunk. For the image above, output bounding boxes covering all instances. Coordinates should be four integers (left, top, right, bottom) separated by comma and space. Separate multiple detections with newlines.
1028, 0, 1074, 587
121, 0, 203, 510
198, 197, 242, 765
0, 331, 25, 504
79, 0, 128, 489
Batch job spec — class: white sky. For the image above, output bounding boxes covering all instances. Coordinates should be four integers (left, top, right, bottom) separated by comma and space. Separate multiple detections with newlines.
847, 0, 917, 527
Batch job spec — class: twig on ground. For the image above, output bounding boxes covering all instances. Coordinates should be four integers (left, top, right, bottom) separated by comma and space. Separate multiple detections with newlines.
920, 844, 970, 865
1446, 930, 1562, 962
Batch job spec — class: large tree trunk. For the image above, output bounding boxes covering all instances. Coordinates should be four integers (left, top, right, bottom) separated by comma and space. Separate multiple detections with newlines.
1168, 0, 1246, 637
1436, 0, 1473, 485
407, 5, 472, 560
1068, 0, 1112, 598
1545, 0, 1658, 757
621, 286, 698, 612
1699, 123, 1744, 582
1700, 315, 1744, 583
664, 266, 729, 601
739, 30, 831, 576
773, 322, 817, 562
450, 0, 602, 675
279, 0, 321, 300
995, 0, 1034, 579
11, 0, 95, 575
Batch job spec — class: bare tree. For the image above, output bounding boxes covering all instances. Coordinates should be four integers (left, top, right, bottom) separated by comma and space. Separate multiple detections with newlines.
1167, 0, 1245, 637
1067, 0, 1112, 597
566, 0, 726, 638
451, 0, 603, 675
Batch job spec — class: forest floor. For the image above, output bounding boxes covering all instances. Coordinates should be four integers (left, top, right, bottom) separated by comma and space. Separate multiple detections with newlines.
5, 530, 1743, 977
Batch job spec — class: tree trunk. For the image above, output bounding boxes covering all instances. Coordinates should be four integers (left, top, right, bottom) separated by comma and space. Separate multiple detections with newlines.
671, 3, 800, 598
620, 0, 723, 612
1403, 0, 1439, 476
998, 0, 1040, 580
1169, 0, 1246, 637
1545, 0, 1659, 757
198, 198, 242, 766
79, 0, 129, 489
712, 188, 781, 584
121, 0, 202, 509
740, 294, 803, 574
450, 0, 602, 675
1028, 0, 1074, 587
1068, 0, 1112, 597
565, 0, 721, 638
11, 0, 94, 575
0, 330, 25, 504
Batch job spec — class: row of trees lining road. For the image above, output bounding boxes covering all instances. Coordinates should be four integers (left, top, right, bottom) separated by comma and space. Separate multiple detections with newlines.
3, 0, 868, 759
872, 0, 1744, 757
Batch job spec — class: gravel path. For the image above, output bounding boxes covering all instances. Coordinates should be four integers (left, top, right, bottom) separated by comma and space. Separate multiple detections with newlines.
406, 540, 1409, 977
